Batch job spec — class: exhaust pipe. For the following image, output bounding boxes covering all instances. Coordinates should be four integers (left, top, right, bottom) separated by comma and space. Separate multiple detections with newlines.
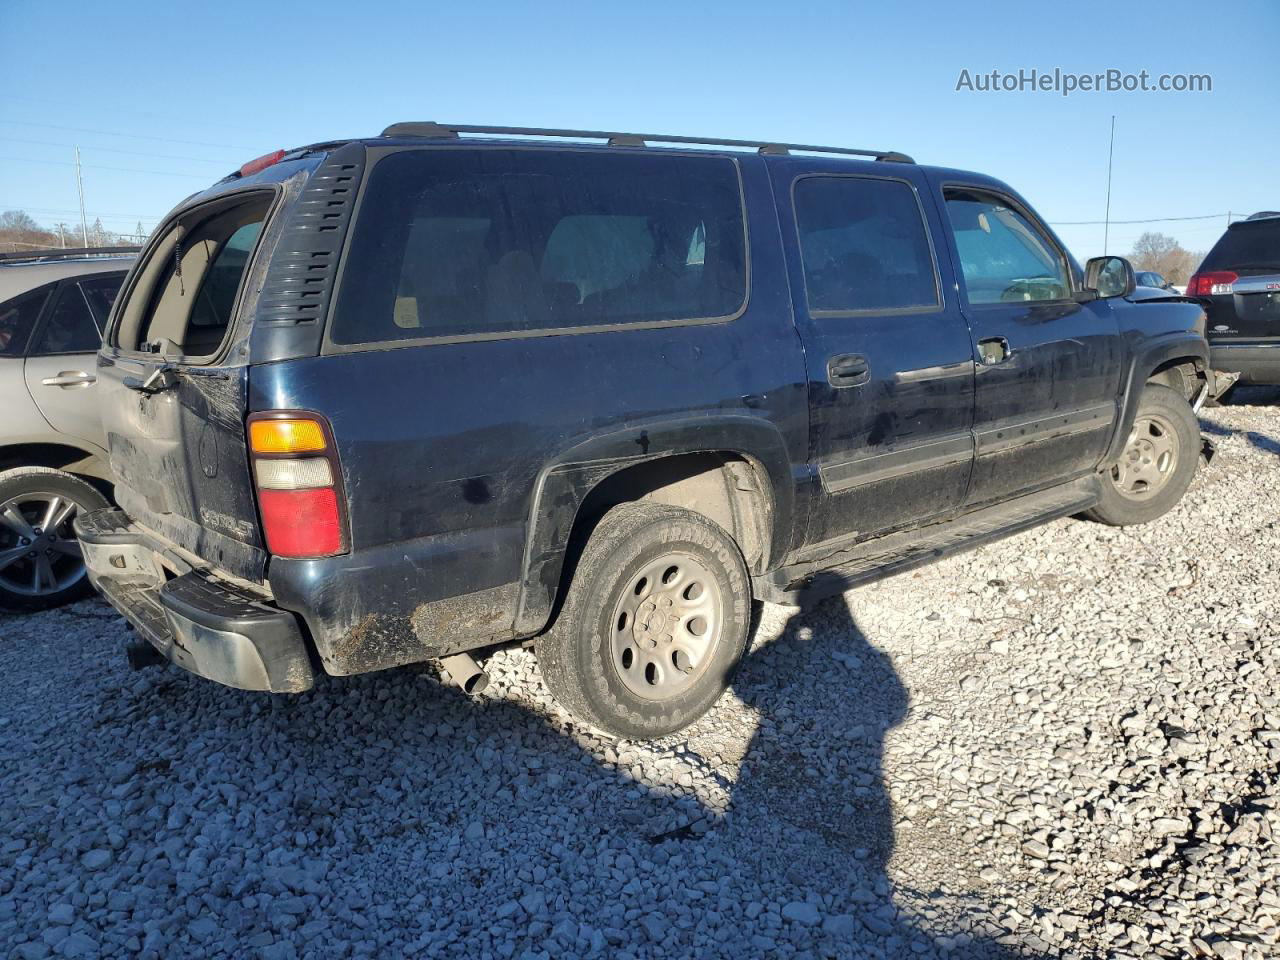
126, 641, 167, 670
439, 652, 489, 695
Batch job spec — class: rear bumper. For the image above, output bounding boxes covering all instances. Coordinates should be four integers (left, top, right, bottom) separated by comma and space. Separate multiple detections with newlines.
75, 508, 314, 693
1209, 343, 1280, 385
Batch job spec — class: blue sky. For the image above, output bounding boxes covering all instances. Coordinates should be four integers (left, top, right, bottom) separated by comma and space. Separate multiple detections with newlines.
1, 0, 1275, 260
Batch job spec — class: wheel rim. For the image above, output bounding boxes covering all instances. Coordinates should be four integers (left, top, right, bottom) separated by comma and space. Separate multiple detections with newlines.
0, 493, 86, 597
609, 551, 724, 701
1109, 412, 1180, 501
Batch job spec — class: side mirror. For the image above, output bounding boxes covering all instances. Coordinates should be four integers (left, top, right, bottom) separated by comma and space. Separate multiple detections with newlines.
1083, 255, 1137, 299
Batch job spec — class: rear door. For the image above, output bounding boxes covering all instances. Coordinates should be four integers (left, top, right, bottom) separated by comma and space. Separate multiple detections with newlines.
935, 183, 1122, 507
770, 161, 976, 548
97, 192, 274, 581
23, 273, 123, 446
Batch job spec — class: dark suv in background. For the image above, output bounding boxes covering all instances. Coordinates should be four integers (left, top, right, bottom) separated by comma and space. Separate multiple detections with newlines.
79, 123, 1210, 738
1189, 212, 1280, 386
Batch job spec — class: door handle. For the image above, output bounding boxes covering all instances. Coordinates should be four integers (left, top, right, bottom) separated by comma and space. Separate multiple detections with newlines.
41, 371, 96, 388
977, 337, 1012, 365
827, 353, 870, 387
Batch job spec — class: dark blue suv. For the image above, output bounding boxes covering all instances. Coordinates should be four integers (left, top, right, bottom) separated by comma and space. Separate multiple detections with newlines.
78, 123, 1210, 738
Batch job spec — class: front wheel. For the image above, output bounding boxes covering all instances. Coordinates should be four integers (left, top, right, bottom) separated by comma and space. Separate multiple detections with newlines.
1084, 384, 1200, 526
536, 502, 752, 740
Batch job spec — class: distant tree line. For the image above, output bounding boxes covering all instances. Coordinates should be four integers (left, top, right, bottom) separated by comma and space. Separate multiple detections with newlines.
0, 209, 148, 254
1128, 232, 1204, 285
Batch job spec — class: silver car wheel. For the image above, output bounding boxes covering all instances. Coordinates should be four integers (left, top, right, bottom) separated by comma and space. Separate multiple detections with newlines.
0, 493, 86, 597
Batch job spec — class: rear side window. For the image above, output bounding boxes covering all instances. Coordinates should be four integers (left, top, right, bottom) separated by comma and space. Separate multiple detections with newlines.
29, 275, 123, 355
1202, 220, 1280, 271
793, 176, 940, 313
0, 285, 51, 356
329, 149, 747, 345
944, 189, 1071, 304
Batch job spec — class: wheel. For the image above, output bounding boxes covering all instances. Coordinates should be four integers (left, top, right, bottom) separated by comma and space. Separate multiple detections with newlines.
536, 502, 752, 740
1084, 384, 1200, 526
0, 467, 109, 612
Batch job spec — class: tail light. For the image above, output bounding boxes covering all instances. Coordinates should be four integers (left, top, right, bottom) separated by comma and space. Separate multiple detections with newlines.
1187, 271, 1238, 297
248, 412, 346, 558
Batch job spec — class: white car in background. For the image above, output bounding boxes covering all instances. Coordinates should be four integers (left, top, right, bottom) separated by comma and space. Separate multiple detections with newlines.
0, 247, 135, 610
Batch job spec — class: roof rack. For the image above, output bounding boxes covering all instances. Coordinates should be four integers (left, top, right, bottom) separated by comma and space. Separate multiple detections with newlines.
379, 122, 914, 164
0, 245, 140, 264
1243, 211, 1280, 222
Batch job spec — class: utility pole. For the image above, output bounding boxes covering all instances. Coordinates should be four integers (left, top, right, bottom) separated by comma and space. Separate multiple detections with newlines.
1103, 115, 1116, 256
75, 147, 89, 246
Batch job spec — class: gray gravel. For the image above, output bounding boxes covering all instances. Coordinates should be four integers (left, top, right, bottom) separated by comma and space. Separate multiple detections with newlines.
2, 389, 1278, 960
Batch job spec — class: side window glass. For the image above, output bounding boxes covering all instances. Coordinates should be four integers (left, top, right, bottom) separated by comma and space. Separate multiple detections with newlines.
944, 190, 1071, 304
30, 283, 103, 355
329, 150, 747, 345
77, 275, 125, 327
793, 177, 940, 313
0, 286, 51, 356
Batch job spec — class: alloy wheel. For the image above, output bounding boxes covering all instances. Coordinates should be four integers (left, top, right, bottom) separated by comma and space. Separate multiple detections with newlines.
0, 493, 86, 597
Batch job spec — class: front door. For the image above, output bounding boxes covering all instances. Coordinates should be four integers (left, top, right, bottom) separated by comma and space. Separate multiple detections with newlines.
935, 184, 1123, 507
772, 163, 976, 549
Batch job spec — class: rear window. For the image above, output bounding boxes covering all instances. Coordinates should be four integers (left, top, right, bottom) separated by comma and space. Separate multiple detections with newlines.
329, 149, 747, 345
1202, 219, 1280, 272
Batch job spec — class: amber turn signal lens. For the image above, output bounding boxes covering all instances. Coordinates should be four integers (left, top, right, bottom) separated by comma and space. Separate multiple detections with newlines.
249, 418, 327, 455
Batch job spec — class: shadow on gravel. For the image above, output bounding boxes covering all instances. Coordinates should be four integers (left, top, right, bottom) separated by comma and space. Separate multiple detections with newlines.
724, 595, 1039, 959
1200, 416, 1280, 456
0, 597, 1039, 959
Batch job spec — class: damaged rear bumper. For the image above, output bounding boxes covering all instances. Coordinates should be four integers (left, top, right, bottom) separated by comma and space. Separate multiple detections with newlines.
75, 508, 314, 693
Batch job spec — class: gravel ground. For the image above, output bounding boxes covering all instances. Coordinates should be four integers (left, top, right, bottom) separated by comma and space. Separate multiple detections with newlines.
1, 389, 1277, 960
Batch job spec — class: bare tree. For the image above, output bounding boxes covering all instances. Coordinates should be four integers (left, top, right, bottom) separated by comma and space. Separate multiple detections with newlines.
1129, 232, 1202, 285
0, 210, 40, 232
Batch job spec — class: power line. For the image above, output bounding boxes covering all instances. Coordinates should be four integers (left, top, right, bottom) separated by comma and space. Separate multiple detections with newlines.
0, 155, 214, 179
1, 136, 229, 166
1050, 213, 1228, 226
0, 119, 258, 152
0, 205, 164, 221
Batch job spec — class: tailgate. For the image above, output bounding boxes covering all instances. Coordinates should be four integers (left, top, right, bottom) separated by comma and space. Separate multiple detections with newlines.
1224, 273, 1280, 340
98, 360, 264, 580
98, 188, 277, 582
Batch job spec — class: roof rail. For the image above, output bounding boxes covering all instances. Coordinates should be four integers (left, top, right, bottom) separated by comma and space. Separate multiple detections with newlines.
0, 245, 140, 264
379, 122, 914, 164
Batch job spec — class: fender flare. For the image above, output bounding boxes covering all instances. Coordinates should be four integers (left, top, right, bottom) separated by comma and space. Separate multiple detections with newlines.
512, 413, 797, 636
1105, 332, 1208, 465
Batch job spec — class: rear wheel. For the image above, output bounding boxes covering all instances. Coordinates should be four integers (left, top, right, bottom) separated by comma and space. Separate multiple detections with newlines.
1084, 384, 1199, 526
536, 502, 752, 740
0, 467, 108, 612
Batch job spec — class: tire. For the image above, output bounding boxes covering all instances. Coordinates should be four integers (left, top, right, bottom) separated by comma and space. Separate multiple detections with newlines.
0, 467, 109, 612
536, 502, 752, 740
1084, 384, 1200, 526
